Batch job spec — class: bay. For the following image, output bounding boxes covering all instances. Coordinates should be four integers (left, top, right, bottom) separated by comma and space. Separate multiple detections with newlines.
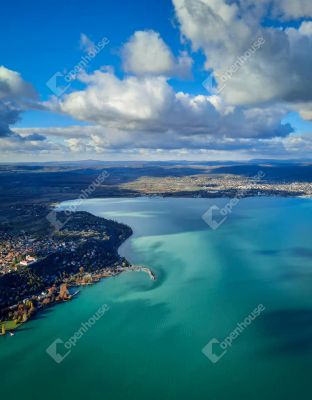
1, 197, 311, 400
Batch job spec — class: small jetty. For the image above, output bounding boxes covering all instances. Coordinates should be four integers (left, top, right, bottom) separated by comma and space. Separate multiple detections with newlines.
71, 290, 80, 298
1, 265, 155, 337
128, 265, 156, 280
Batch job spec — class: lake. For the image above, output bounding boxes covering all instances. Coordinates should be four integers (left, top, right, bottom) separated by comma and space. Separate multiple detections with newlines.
1, 197, 312, 400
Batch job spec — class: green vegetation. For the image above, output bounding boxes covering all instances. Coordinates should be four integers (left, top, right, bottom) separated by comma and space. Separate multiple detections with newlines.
0, 204, 132, 316
1, 320, 21, 331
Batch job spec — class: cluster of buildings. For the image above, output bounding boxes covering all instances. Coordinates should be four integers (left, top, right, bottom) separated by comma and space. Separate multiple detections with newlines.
122, 174, 312, 197
0, 233, 35, 274
0, 232, 71, 275
0, 203, 133, 322
19, 255, 37, 266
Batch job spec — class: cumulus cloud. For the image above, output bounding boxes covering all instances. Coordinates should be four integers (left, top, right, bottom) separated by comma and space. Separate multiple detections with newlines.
173, 0, 312, 118
0, 66, 38, 139
0, 66, 36, 101
299, 21, 312, 36
31, 65, 292, 160
3, 5, 311, 161
0, 132, 62, 156
51, 70, 291, 141
272, 0, 312, 19
122, 30, 192, 78
13, 125, 311, 160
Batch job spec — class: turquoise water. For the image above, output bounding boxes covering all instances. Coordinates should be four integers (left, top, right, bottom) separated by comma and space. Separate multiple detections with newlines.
1, 197, 312, 399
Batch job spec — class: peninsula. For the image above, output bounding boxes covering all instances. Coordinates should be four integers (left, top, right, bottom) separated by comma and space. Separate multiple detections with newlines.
0, 203, 155, 333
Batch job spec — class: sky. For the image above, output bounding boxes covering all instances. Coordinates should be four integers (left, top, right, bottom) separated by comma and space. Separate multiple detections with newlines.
1, 0, 312, 162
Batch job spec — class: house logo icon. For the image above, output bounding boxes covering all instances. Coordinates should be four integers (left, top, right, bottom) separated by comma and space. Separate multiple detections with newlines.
46, 338, 71, 363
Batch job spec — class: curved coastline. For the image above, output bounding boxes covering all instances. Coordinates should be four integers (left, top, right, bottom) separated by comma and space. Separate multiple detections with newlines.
0, 202, 155, 335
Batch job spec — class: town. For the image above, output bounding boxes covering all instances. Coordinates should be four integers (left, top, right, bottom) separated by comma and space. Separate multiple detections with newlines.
121, 173, 312, 197
0, 203, 137, 332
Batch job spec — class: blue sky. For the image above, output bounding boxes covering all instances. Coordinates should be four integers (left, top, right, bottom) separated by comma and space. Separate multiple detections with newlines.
1, 0, 312, 161
2, 0, 209, 125
1, 0, 179, 97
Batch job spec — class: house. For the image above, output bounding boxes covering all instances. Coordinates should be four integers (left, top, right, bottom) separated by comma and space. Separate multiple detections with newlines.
19, 255, 37, 266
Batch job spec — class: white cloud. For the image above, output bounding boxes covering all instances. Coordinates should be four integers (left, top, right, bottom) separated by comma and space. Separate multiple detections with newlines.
299, 21, 312, 36
122, 30, 174, 76
3, 7, 312, 161
60, 71, 172, 124
273, 0, 312, 19
51, 69, 291, 142
0, 132, 62, 155
122, 30, 192, 78
0, 66, 36, 100
173, 0, 312, 117
294, 102, 312, 121
0, 66, 38, 138
13, 125, 312, 160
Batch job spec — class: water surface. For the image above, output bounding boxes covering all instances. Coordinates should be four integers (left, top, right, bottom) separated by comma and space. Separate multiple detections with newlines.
1, 197, 312, 400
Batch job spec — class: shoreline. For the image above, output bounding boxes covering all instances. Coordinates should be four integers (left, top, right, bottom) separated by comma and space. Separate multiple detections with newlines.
0, 205, 156, 336
0, 207, 155, 335
68, 264, 156, 287
1, 194, 307, 335
0, 264, 156, 335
